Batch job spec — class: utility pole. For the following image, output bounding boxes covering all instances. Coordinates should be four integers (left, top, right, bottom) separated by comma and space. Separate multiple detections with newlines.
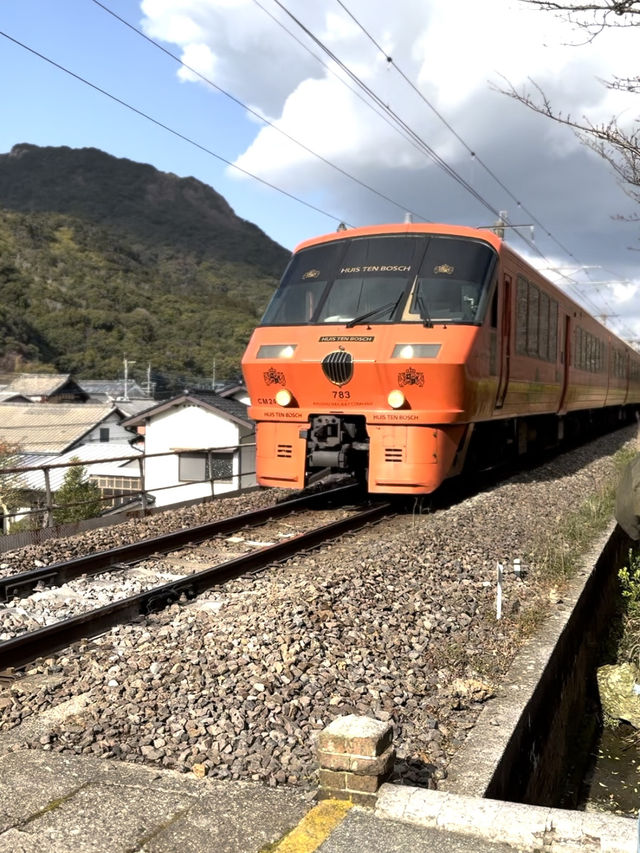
123, 358, 136, 401
212, 359, 216, 390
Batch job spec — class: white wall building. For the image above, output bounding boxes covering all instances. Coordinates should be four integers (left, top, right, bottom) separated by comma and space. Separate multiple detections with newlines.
123, 390, 256, 507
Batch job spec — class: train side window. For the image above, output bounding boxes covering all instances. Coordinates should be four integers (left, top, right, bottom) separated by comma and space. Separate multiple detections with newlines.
516, 276, 528, 354
539, 291, 549, 360
549, 300, 558, 361
527, 282, 539, 358
489, 283, 498, 328
576, 328, 583, 370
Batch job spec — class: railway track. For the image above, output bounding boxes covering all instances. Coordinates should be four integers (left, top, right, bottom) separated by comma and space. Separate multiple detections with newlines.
0, 489, 392, 673
0, 484, 361, 601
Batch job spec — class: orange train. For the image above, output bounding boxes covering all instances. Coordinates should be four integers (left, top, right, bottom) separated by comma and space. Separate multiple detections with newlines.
241, 223, 640, 495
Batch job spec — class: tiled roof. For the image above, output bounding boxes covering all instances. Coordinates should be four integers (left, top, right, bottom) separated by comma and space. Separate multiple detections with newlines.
80, 380, 150, 399
122, 391, 252, 428
16, 444, 141, 492
5, 373, 75, 396
0, 392, 30, 403
0, 403, 118, 453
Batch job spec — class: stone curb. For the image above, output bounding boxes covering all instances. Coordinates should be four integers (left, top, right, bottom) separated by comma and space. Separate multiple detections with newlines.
375, 785, 638, 853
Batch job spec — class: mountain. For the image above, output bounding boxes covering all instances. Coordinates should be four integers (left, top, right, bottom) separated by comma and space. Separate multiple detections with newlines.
0, 143, 290, 391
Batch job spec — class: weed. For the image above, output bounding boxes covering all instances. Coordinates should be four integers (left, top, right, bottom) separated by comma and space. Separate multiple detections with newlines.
533, 447, 636, 586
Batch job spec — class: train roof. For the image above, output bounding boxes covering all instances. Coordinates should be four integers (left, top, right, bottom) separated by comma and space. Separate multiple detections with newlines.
293, 222, 502, 254
290, 222, 639, 360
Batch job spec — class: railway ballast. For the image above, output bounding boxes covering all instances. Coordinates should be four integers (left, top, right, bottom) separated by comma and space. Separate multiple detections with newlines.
0, 426, 636, 790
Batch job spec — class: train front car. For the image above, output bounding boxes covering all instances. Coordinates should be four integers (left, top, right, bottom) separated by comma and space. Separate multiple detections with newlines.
242, 224, 500, 495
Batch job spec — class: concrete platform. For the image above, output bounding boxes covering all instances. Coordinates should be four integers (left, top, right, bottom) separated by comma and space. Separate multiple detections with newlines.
0, 750, 637, 852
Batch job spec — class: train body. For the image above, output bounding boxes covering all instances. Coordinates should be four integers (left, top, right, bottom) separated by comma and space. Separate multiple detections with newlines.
241, 223, 640, 494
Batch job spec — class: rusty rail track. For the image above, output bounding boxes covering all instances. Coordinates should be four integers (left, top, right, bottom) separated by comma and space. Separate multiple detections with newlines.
0, 499, 391, 672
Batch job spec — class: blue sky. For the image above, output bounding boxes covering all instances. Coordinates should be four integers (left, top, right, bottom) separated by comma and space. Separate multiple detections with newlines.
1, 0, 640, 338
0, 0, 328, 247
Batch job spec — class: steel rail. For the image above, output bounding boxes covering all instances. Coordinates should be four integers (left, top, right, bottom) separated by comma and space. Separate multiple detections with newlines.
0, 484, 361, 602
0, 501, 391, 672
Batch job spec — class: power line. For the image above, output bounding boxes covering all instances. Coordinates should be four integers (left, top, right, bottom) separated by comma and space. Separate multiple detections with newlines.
332, 3, 567, 250
326, 0, 637, 335
268, 0, 507, 221
89, 0, 430, 223
0, 28, 352, 229
3, 8, 636, 338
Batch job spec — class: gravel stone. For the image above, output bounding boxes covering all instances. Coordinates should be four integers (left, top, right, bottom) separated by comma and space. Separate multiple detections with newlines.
0, 427, 636, 791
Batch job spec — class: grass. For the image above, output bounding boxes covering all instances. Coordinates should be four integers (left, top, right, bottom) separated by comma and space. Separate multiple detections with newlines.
535, 445, 637, 586
514, 443, 638, 638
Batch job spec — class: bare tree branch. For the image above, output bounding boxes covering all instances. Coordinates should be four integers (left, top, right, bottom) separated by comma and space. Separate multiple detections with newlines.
497, 4, 640, 216
497, 76, 640, 208
520, 1, 640, 23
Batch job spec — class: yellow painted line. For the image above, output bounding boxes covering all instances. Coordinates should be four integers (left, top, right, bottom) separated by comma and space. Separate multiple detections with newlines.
271, 799, 353, 853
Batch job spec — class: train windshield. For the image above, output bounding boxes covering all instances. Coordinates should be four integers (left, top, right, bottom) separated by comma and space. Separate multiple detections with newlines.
260, 234, 496, 326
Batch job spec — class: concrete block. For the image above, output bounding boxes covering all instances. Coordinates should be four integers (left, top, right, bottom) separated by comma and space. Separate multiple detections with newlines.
374, 783, 412, 822
317, 715, 392, 758
580, 811, 637, 853
480, 802, 551, 849
402, 786, 445, 828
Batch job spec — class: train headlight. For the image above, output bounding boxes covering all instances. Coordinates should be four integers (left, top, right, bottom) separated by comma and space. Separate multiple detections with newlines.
387, 389, 406, 409
275, 389, 294, 407
257, 344, 297, 359
391, 344, 441, 359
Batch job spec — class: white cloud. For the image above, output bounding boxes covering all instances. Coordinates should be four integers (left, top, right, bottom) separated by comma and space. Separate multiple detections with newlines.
140, 0, 640, 292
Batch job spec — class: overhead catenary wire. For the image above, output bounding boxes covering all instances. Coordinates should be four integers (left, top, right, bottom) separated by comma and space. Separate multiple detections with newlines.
332, 0, 577, 257
88, 0, 431, 224
320, 0, 638, 339
268, 0, 509, 225
3, 6, 636, 341
254, 0, 635, 336
268, 0, 627, 326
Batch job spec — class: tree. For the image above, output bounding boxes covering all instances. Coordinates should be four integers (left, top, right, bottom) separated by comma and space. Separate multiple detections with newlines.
501, 1, 640, 215
0, 440, 21, 533
53, 458, 103, 523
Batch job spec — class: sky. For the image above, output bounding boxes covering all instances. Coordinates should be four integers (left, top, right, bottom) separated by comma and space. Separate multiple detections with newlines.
1, 0, 640, 341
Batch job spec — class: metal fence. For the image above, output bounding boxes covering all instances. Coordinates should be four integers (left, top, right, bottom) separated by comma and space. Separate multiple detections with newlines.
0, 443, 257, 552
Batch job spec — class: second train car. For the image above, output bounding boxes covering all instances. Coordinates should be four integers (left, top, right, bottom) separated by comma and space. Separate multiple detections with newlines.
241, 223, 640, 494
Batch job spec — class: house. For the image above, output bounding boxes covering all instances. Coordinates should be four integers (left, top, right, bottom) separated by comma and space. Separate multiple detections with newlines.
79, 379, 152, 403
0, 392, 30, 403
122, 389, 256, 507
9, 443, 145, 529
2, 373, 90, 403
0, 401, 140, 533
0, 402, 132, 454
218, 382, 250, 405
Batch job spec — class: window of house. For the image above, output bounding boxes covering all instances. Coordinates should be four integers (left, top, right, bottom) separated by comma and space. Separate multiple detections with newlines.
179, 451, 234, 483
100, 427, 110, 442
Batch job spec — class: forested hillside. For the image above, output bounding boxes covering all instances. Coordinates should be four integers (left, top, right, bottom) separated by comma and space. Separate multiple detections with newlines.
0, 144, 290, 392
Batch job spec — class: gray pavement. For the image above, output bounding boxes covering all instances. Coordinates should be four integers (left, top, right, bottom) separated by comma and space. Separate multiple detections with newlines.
0, 750, 637, 853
